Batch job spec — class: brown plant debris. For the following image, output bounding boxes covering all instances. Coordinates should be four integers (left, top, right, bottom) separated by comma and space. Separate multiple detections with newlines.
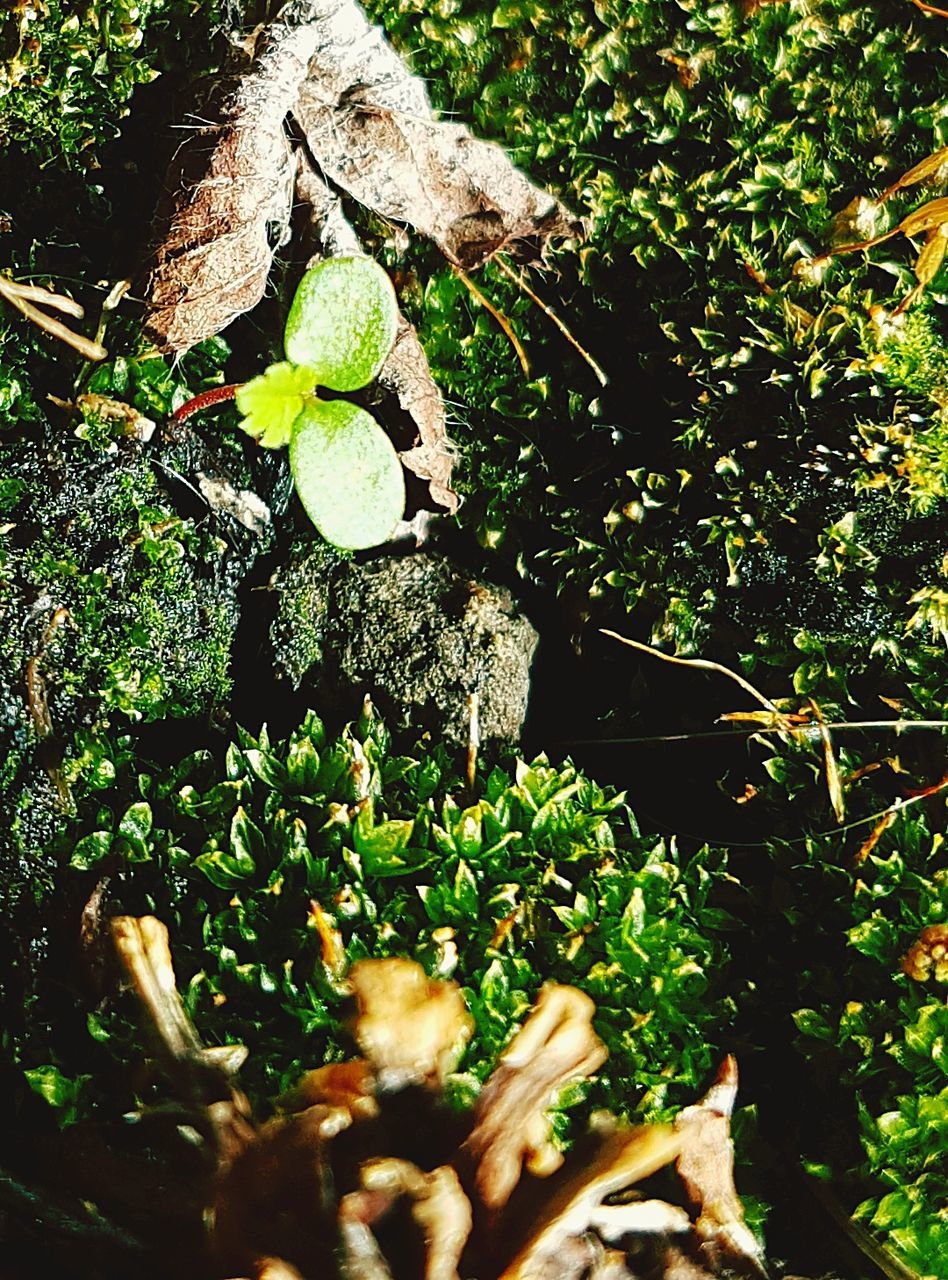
291, 0, 580, 270
674, 1056, 768, 1276
141, 3, 320, 351
348, 955, 474, 1090
107, 919, 782, 1280
340, 1160, 472, 1280
143, 0, 579, 353
900, 923, 948, 983
497, 1126, 683, 1280
0, 275, 107, 361
462, 983, 608, 1213
110, 915, 255, 1164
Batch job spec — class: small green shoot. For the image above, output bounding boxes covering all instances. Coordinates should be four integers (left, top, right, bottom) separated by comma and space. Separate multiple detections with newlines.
177, 257, 404, 551
243, 256, 403, 549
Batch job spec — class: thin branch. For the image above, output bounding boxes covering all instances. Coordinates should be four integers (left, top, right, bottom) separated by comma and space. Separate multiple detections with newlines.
562, 719, 948, 747
0, 277, 107, 361
601, 629, 780, 714
465, 690, 480, 796
909, 0, 948, 18
808, 696, 845, 823
3, 281, 86, 318
495, 255, 608, 386
453, 266, 531, 376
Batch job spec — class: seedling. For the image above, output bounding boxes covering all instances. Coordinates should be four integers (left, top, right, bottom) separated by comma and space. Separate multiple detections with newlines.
175, 256, 404, 550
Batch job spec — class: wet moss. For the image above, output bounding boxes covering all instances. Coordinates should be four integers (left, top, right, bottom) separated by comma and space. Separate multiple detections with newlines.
0, 420, 277, 906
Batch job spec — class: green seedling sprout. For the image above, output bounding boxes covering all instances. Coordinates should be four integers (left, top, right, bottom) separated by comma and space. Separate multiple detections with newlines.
174, 256, 404, 551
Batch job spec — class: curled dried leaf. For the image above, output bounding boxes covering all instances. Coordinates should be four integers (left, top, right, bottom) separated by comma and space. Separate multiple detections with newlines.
111, 915, 205, 1062
354, 1159, 473, 1280
292, 0, 580, 269
901, 923, 948, 983
497, 1126, 682, 1280
881, 144, 948, 202
898, 196, 948, 239
590, 1199, 692, 1240
463, 983, 608, 1214
348, 958, 473, 1090
141, 8, 324, 351
278, 1059, 379, 1120
111, 916, 255, 1164
674, 1057, 767, 1276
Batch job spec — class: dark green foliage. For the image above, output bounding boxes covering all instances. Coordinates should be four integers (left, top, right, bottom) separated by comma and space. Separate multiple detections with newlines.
784, 823, 948, 1277
357, 3, 948, 1269
1, 0, 946, 1272
32, 704, 738, 1132
370, 0, 948, 715
0, 0, 224, 164
0, 331, 279, 909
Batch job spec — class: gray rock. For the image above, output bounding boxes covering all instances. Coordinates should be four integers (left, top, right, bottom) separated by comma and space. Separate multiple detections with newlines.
270, 550, 538, 743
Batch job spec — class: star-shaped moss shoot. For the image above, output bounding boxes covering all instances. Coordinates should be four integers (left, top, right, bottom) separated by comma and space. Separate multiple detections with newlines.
235, 256, 403, 550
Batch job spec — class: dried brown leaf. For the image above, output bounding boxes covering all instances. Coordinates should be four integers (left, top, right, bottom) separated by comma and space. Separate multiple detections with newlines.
387, 317, 459, 513
674, 1057, 767, 1277
111, 916, 255, 1167
278, 1058, 379, 1120
292, 0, 580, 269
354, 1160, 473, 1280
141, 6, 326, 351
463, 984, 608, 1214
111, 915, 205, 1061
914, 224, 948, 285
897, 196, 948, 239
807, 699, 845, 824
349, 958, 473, 1090
497, 1126, 682, 1280
853, 808, 897, 866
881, 144, 948, 202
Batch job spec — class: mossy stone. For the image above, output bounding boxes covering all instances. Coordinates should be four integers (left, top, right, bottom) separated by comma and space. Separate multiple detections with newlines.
271, 550, 538, 743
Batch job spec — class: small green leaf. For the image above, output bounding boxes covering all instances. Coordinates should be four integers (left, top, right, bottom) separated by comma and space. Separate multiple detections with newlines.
70, 829, 112, 870
452, 859, 479, 917
117, 801, 152, 860
284, 257, 398, 392
194, 847, 254, 890
287, 737, 321, 793
24, 1065, 89, 1127
290, 399, 404, 550
230, 806, 265, 869
792, 1007, 835, 1041
235, 362, 317, 448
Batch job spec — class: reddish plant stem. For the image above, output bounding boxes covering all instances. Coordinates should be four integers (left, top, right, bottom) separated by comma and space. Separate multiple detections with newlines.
172, 382, 243, 423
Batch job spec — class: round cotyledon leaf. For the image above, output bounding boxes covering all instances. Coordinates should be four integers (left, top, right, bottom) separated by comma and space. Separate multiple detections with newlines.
284, 256, 398, 393
289, 398, 405, 550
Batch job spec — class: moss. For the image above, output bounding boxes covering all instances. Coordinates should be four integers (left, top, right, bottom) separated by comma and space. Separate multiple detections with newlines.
0, 0, 224, 164
23, 704, 740, 1127
366, 0, 948, 719
0, 422, 271, 911
269, 538, 345, 686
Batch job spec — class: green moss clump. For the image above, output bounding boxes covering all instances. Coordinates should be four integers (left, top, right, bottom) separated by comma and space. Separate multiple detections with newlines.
367, 0, 948, 719
354, 5, 948, 1268
269, 539, 346, 686
0, 428, 253, 897
775, 825, 948, 1278
0, 0, 223, 164
31, 704, 739, 1128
